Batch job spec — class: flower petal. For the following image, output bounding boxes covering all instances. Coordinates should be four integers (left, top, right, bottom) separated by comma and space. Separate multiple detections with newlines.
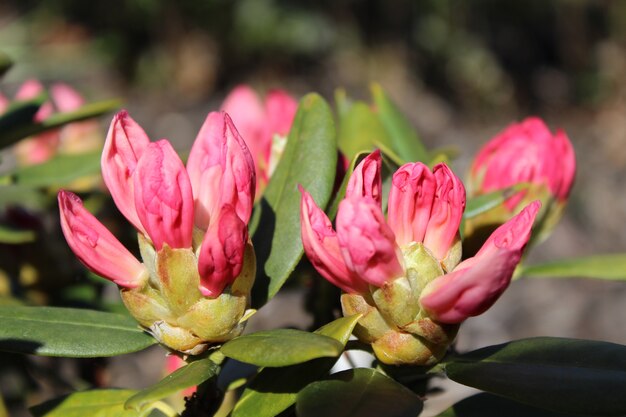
336, 196, 403, 287
198, 204, 248, 297
387, 162, 436, 247
300, 186, 365, 294
346, 150, 383, 204
58, 190, 146, 288
134, 140, 194, 250
101, 111, 151, 234
420, 201, 540, 323
50, 83, 85, 112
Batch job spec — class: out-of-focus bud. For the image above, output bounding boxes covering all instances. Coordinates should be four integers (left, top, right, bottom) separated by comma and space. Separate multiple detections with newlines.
466, 117, 575, 248
300, 152, 538, 366
221, 85, 297, 195
60, 110, 257, 355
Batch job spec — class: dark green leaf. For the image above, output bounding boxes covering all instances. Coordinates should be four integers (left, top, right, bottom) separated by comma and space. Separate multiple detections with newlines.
520, 254, 626, 281
232, 315, 362, 417
464, 184, 528, 219
30, 389, 138, 417
0, 51, 13, 78
296, 368, 423, 417
252, 94, 337, 306
436, 393, 601, 417
12, 150, 101, 187
370, 83, 428, 163
221, 328, 344, 367
0, 306, 156, 357
0, 95, 46, 148
0, 224, 36, 243
444, 337, 626, 416
0, 99, 121, 148
125, 357, 218, 410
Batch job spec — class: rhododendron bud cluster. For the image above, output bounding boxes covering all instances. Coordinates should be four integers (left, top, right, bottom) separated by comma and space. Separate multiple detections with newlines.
301, 151, 540, 365
59, 110, 256, 354
466, 117, 575, 246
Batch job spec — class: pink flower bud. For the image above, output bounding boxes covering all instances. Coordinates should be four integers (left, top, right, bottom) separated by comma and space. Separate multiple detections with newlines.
336, 197, 403, 287
101, 111, 150, 234
471, 117, 576, 209
423, 164, 466, 260
186, 112, 255, 231
346, 150, 383, 204
134, 140, 194, 250
198, 204, 248, 297
387, 162, 436, 247
50, 83, 85, 112
58, 190, 146, 287
420, 201, 540, 323
300, 186, 366, 294
265, 89, 298, 138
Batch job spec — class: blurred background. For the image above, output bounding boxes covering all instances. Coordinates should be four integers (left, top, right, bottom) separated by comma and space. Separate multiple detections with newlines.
1, 0, 626, 415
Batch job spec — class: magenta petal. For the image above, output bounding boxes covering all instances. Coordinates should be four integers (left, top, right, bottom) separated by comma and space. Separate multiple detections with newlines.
134, 140, 194, 250
58, 190, 145, 288
101, 111, 151, 234
198, 204, 248, 297
346, 150, 383, 204
387, 162, 437, 247
336, 196, 403, 287
300, 186, 366, 294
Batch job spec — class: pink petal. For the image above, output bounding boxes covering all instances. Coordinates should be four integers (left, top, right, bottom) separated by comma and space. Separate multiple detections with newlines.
187, 111, 255, 230
420, 201, 540, 323
387, 162, 437, 247
101, 111, 151, 234
423, 163, 466, 260
16, 79, 53, 122
336, 196, 403, 287
346, 150, 383, 204
134, 140, 194, 250
58, 190, 146, 288
198, 204, 248, 297
265, 89, 298, 137
300, 186, 366, 294
548, 130, 576, 201
50, 83, 85, 112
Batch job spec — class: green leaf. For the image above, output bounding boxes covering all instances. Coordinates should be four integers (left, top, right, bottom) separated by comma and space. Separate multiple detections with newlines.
252, 94, 337, 306
370, 82, 428, 163
125, 357, 219, 410
0, 184, 47, 210
464, 184, 528, 219
0, 224, 35, 244
11, 150, 101, 187
0, 99, 121, 148
0, 306, 156, 357
0, 95, 46, 149
327, 151, 368, 220
221, 328, 344, 367
30, 389, 139, 417
0, 51, 13, 78
337, 101, 391, 160
519, 254, 626, 281
436, 393, 599, 417
444, 337, 626, 416
232, 315, 362, 417
296, 368, 423, 417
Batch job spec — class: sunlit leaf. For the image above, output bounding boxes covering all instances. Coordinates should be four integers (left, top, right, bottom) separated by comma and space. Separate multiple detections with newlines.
0, 224, 35, 244
296, 368, 423, 417
444, 337, 626, 416
252, 93, 337, 306
464, 184, 528, 219
125, 357, 218, 410
11, 151, 101, 187
0, 306, 156, 357
30, 389, 138, 417
221, 328, 343, 367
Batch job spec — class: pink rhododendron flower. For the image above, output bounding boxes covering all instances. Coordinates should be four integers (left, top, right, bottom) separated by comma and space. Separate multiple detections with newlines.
221, 85, 297, 195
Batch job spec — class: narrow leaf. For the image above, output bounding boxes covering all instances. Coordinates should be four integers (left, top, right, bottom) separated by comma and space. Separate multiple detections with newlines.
370, 83, 428, 163
464, 184, 528, 219
252, 94, 337, 306
30, 389, 138, 417
327, 151, 368, 220
232, 315, 362, 417
337, 101, 391, 160
520, 254, 626, 281
12, 150, 101, 187
0, 306, 156, 357
444, 337, 626, 416
125, 357, 218, 410
221, 328, 343, 367
0, 51, 13, 78
0, 95, 46, 148
0, 184, 47, 210
296, 368, 423, 417
0, 225, 36, 244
